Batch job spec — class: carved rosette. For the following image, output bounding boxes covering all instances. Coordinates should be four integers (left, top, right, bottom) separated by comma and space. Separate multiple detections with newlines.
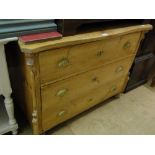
25, 53, 34, 66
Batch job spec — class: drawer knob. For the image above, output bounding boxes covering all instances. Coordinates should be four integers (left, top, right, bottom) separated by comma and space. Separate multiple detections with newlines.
56, 88, 68, 97
58, 110, 66, 117
111, 86, 117, 92
97, 50, 104, 57
123, 41, 131, 49
58, 58, 69, 68
115, 66, 124, 73
92, 76, 100, 83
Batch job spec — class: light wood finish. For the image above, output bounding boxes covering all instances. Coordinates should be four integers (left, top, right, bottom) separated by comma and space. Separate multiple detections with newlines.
39, 33, 140, 84
42, 75, 128, 131
41, 56, 134, 130
12, 24, 152, 134
18, 24, 152, 53
41, 56, 134, 112
19, 53, 42, 134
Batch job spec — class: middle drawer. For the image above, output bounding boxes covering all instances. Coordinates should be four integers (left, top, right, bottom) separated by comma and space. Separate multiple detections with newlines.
41, 56, 134, 108
39, 32, 140, 84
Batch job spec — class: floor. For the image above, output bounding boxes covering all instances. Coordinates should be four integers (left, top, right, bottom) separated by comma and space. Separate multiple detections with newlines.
9, 84, 155, 135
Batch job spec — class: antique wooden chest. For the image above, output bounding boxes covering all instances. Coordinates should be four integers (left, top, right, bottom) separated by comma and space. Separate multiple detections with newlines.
8, 24, 152, 134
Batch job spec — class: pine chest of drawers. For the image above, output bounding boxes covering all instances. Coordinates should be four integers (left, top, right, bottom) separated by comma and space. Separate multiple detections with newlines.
10, 24, 152, 134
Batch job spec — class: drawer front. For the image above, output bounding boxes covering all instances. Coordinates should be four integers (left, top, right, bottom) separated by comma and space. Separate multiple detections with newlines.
42, 76, 127, 131
41, 57, 134, 131
39, 32, 141, 84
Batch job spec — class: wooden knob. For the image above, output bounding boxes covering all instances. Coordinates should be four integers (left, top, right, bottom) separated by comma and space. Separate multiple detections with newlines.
58, 110, 66, 117
123, 41, 131, 49
97, 50, 104, 57
92, 76, 99, 83
58, 58, 69, 68
56, 88, 68, 97
115, 66, 124, 73
111, 86, 117, 92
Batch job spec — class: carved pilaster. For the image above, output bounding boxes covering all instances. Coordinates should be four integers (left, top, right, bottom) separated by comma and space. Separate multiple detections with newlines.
25, 53, 40, 134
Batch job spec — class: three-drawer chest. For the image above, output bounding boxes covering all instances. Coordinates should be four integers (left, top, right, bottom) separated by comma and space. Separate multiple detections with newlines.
7, 24, 152, 134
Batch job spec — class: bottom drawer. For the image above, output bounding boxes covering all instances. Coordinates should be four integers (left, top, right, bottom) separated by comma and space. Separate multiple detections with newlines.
42, 75, 128, 131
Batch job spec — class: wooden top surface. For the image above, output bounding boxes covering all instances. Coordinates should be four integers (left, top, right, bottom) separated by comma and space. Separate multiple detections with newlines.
18, 24, 153, 53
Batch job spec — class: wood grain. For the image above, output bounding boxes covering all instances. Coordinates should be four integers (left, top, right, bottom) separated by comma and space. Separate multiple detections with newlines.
42, 75, 128, 131
39, 33, 140, 85
41, 57, 134, 131
20, 53, 43, 134
7, 24, 152, 134
18, 24, 152, 53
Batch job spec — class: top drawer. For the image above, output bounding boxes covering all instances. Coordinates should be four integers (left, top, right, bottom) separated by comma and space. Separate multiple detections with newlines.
39, 32, 141, 84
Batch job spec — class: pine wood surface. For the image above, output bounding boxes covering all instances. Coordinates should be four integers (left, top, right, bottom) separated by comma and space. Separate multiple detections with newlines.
41, 56, 134, 131
39, 32, 140, 85
18, 24, 152, 53
10, 24, 152, 134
